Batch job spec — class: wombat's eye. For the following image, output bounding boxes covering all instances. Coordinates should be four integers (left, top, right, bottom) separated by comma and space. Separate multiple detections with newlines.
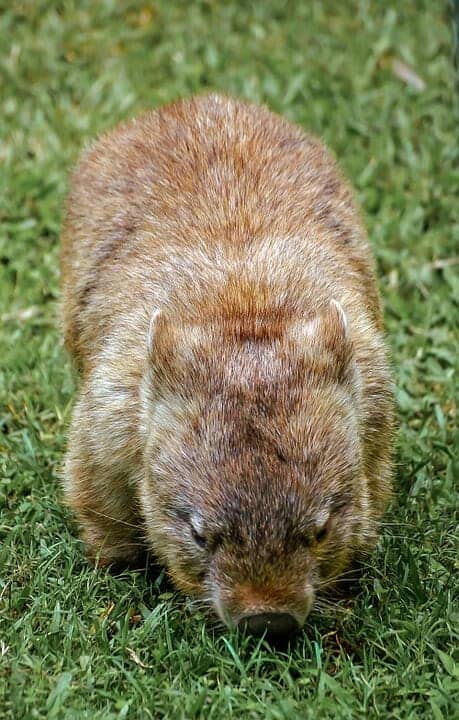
191, 525, 207, 549
315, 525, 328, 543
315, 514, 333, 542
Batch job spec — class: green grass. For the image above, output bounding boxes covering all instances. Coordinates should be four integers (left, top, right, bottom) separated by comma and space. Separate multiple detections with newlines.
1, 1, 458, 718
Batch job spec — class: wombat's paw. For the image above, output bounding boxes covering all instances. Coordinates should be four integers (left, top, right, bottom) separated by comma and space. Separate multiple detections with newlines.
81, 523, 145, 569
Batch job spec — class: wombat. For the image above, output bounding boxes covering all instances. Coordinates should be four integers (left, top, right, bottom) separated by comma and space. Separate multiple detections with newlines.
61, 94, 394, 639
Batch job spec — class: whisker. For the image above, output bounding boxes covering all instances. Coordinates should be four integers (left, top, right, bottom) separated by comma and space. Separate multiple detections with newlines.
85, 508, 145, 530
313, 599, 357, 619
187, 600, 213, 612
315, 566, 364, 588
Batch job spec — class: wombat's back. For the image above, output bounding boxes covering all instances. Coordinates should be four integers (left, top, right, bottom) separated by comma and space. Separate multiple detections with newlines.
61, 94, 381, 372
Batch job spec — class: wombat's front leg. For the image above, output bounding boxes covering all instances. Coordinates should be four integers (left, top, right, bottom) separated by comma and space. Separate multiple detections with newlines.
63, 389, 145, 566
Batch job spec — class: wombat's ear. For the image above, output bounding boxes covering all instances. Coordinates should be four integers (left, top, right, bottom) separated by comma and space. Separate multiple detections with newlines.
294, 300, 352, 380
146, 310, 204, 391
146, 308, 178, 371
146, 309, 181, 388
147, 308, 162, 355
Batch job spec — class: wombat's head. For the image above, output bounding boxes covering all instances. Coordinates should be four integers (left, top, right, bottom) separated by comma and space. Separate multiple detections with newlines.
140, 298, 372, 639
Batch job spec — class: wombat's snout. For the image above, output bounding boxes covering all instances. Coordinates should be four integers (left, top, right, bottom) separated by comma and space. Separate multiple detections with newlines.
238, 612, 300, 639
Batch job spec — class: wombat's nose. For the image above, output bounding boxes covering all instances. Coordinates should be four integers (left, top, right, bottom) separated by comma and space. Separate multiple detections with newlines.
239, 612, 299, 639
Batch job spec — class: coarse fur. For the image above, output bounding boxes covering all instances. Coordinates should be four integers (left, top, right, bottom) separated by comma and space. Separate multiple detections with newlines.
61, 94, 394, 628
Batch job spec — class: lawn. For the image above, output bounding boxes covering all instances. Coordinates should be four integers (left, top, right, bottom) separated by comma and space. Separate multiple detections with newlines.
1, 1, 458, 718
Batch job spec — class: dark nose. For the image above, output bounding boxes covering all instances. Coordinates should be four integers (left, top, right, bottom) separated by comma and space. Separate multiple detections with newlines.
239, 612, 299, 639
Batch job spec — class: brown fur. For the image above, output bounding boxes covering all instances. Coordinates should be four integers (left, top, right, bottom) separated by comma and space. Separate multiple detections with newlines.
61, 94, 394, 627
